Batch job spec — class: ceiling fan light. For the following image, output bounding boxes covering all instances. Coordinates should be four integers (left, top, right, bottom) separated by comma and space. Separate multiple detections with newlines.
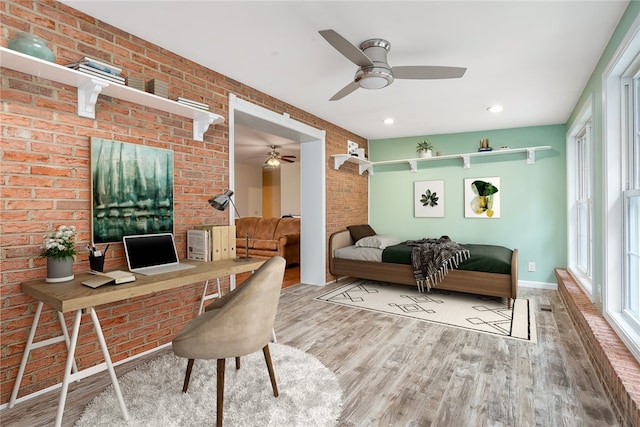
359, 76, 389, 89
355, 66, 393, 90
266, 157, 280, 167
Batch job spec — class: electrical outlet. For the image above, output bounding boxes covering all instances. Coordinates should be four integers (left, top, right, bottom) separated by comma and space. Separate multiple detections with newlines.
528, 262, 536, 272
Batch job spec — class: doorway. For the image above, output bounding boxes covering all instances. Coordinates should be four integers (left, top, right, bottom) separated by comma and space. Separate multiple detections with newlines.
229, 94, 327, 286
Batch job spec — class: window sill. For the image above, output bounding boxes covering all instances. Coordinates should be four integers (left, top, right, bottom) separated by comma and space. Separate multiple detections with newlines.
566, 266, 594, 301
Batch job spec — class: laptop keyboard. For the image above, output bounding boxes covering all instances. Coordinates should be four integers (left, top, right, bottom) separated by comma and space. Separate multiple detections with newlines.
136, 263, 195, 276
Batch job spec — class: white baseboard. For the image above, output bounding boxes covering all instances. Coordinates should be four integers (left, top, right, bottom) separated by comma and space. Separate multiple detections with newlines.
519, 280, 557, 290
0, 342, 171, 410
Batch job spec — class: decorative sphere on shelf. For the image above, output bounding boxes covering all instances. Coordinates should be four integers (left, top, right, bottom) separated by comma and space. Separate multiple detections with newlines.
8, 32, 55, 62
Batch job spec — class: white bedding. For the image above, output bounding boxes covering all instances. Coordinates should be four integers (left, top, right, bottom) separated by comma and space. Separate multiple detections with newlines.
334, 245, 383, 262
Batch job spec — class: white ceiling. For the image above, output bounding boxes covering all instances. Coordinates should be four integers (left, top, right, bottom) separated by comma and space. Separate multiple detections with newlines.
62, 0, 628, 165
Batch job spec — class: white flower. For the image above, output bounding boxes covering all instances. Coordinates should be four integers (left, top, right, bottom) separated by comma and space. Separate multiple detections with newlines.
41, 225, 77, 260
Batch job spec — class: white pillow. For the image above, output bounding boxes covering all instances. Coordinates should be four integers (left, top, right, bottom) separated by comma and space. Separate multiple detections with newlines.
355, 234, 402, 250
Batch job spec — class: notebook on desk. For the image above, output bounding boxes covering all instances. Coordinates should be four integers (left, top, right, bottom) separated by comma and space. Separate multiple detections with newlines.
123, 233, 196, 276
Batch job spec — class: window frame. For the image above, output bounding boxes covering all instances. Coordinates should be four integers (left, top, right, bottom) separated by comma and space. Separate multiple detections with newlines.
621, 72, 640, 329
566, 96, 595, 298
603, 13, 640, 362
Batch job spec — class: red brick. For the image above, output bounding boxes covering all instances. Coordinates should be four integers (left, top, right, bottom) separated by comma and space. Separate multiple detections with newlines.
0, 0, 367, 407
557, 269, 640, 427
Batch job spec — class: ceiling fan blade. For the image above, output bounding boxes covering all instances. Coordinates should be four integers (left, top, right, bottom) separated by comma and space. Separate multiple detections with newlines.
319, 29, 373, 68
281, 158, 295, 163
393, 66, 467, 80
330, 81, 360, 101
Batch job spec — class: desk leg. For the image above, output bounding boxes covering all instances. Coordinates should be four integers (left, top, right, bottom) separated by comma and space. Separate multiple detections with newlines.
198, 278, 221, 315
57, 311, 79, 375
8, 302, 44, 408
9, 303, 80, 409
90, 307, 129, 422
54, 308, 129, 426
55, 309, 82, 427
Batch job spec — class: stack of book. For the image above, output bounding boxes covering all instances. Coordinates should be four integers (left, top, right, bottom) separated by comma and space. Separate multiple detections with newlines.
190, 225, 236, 261
66, 57, 124, 85
127, 77, 145, 91
147, 79, 168, 98
176, 97, 209, 111
187, 229, 210, 262
81, 270, 136, 288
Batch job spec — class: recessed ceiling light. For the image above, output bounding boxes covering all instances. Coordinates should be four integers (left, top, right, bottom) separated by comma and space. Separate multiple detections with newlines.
487, 105, 503, 113
383, 118, 394, 125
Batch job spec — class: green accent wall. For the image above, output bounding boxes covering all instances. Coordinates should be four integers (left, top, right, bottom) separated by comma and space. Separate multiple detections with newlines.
368, 125, 566, 284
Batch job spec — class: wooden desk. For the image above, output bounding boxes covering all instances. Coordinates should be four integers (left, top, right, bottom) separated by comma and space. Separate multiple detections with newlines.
9, 258, 265, 427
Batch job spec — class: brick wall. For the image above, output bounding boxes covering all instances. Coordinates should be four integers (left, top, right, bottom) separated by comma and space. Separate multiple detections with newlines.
0, 0, 368, 404
556, 269, 640, 427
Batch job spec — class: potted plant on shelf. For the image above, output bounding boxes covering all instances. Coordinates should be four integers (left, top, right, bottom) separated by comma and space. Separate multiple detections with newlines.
40, 225, 77, 283
416, 140, 434, 158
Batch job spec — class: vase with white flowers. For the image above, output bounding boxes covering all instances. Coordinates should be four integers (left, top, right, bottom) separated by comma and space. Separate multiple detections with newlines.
41, 225, 77, 283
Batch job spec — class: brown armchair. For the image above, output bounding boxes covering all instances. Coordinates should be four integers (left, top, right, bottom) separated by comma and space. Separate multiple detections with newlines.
171, 256, 286, 427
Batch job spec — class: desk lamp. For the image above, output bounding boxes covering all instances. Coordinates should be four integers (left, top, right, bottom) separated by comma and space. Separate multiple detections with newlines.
208, 190, 252, 261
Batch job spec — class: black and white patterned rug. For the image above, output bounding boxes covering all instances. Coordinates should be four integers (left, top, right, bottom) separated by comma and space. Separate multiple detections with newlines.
316, 280, 536, 342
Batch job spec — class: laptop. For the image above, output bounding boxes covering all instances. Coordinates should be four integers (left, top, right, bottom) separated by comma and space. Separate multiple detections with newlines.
123, 233, 196, 276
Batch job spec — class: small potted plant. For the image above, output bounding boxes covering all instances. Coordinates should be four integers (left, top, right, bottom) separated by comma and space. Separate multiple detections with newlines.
41, 225, 77, 283
416, 140, 434, 158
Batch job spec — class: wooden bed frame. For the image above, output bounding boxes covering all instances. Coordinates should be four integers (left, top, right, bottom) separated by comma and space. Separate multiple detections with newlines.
329, 229, 518, 308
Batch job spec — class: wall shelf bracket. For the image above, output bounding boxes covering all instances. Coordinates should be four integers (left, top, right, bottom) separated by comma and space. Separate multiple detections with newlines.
77, 78, 109, 119
461, 155, 471, 169
408, 160, 417, 173
359, 163, 372, 175
526, 148, 536, 164
333, 155, 349, 170
193, 115, 216, 141
331, 154, 372, 175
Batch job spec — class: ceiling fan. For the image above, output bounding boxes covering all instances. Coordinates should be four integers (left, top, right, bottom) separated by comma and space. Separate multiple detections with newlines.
319, 29, 467, 101
262, 145, 296, 168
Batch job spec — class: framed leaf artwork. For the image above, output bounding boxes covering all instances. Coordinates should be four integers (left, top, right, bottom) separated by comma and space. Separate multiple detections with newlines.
464, 177, 501, 218
414, 180, 445, 217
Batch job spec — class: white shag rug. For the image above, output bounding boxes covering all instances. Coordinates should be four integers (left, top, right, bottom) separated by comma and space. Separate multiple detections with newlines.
317, 279, 536, 342
75, 343, 342, 427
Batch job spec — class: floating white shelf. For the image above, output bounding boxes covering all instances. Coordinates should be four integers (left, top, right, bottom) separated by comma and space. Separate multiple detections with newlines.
333, 146, 553, 174
331, 154, 373, 175
0, 47, 224, 141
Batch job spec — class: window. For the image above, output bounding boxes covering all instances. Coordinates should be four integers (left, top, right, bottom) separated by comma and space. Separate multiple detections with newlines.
567, 98, 594, 296
576, 124, 593, 280
623, 75, 640, 327
603, 15, 640, 361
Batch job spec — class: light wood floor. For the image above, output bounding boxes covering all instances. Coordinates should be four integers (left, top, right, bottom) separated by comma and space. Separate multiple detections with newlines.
1, 280, 619, 427
237, 264, 300, 289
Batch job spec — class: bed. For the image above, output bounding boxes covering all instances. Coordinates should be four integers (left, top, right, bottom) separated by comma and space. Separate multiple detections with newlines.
329, 228, 518, 308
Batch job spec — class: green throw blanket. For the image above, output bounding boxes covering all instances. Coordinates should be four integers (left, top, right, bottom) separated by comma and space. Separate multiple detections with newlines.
405, 236, 470, 292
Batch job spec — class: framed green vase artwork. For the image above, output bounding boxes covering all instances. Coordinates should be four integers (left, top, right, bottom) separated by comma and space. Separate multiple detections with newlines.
464, 177, 501, 218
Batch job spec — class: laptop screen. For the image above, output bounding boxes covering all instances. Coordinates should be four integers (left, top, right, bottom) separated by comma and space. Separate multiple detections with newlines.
123, 233, 179, 270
